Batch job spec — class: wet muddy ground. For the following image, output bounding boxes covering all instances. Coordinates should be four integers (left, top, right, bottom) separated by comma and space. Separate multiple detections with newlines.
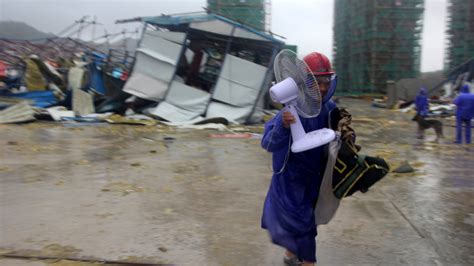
1, 98, 473, 265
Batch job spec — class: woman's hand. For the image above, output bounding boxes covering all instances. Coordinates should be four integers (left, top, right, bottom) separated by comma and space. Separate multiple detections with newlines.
282, 111, 296, 128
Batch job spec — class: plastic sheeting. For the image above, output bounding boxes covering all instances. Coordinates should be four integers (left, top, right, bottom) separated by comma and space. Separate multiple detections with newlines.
0, 61, 6, 78
88, 57, 107, 95
1, 90, 57, 108
315, 136, 342, 225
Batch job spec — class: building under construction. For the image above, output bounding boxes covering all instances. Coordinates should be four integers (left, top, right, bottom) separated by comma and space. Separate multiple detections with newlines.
333, 0, 424, 93
207, 0, 271, 32
444, 0, 474, 72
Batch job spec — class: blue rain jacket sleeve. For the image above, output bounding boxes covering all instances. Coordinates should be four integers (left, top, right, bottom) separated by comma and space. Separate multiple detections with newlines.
261, 100, 336, 262
261, 111, 291, 153
454, 85, 474, 120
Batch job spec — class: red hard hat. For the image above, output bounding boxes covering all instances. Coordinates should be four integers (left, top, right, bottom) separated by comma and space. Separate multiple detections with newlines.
303, 52, 334, 76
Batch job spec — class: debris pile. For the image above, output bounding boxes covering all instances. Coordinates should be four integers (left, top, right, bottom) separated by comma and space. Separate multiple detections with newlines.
1, 12, 286, 127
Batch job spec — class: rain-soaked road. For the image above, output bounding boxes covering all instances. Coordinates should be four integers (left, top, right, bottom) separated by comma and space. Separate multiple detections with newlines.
1, 98, 473, 265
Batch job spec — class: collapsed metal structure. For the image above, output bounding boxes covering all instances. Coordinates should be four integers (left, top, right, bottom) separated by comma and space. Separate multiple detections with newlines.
333, 0, 424, 93
118, 12, 284, 124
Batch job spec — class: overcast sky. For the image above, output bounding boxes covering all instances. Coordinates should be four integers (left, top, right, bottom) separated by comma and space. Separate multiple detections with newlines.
0, 0, 448, 72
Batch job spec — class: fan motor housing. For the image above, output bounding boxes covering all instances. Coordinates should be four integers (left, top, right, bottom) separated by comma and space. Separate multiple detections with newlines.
269, 77, 299, 104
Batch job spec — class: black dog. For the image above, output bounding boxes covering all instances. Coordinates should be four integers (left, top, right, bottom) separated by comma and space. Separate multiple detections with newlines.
412, 114, 444, 142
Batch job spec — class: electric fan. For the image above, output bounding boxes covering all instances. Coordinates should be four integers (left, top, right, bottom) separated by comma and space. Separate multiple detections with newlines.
270, 49, 336, 153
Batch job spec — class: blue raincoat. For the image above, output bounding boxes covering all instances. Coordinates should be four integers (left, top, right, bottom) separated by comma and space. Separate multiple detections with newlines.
453, 85, 474, 143
415, 87, 429, 117
261, 80, 337, 262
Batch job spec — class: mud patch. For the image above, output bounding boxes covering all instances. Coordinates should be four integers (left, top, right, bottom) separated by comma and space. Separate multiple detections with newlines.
42, 244, 82, 257
101, 182, 146, 196
23, 177, 43, 183
94, 213, 114, 219
119, 255, 163, 264
0, 166, 11, 171
0, 248, 13, 255
172, 162, 199, 174
46, 259, 106, 265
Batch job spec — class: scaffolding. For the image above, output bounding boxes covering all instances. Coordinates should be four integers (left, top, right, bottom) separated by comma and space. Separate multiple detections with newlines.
445, 0, 474, 72
207, 0, 271, 32
333, 0, 424, 93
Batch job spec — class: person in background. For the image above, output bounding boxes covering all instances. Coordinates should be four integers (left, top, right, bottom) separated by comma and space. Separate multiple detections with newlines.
415, 87, 429, 139
415, 87, 429, 117
261, 51, 337, 266
453, 84, 474, 144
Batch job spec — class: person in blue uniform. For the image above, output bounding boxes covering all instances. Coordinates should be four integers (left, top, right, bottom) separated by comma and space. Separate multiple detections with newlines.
415, 87, 429, 139
453, 84, 474, 144
261, 52, 337, 266
415, 87, 429, 117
